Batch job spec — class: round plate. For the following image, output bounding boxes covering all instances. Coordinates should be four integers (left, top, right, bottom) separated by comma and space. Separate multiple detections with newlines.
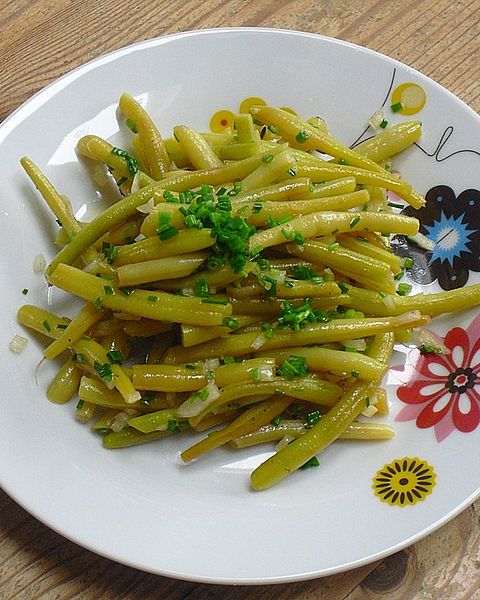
1, 28, 480, 584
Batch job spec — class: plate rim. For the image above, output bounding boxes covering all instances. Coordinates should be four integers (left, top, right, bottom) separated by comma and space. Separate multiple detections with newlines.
1, 26, 480, 585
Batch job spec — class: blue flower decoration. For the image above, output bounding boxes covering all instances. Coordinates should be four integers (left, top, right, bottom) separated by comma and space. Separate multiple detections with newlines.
392, 186, 480, 290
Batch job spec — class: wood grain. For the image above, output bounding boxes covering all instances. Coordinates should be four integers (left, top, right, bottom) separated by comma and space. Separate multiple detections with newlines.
1, 1, 480, 598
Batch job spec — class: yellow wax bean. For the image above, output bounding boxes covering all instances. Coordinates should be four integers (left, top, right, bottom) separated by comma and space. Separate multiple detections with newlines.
21, 157, 80, 237
304, 177, 357, 198
46, 183, 163, 277
240, 190, 370, 227
228, 281, 341, 299
255, 346, 386, 380
103, 428, 172, 449
295, 163, 425, 208
248, 210, 419, 252
286, 240, 395, 292
181, 315, 263, 347
163, 137, 192, 169
395, 283, 480, 317
354, 121, 422, 162
48, 264, 231, 326
119, 93, 171, 178
233, 178, 312, 204
116, 252, 208, 287
230, 419, 394, 448
155, 263, 251, 292
173, 125, 224, 169
181, 396, 292, 462
162, 311, 429, 364
47, 358, 83, 404
188, 377, 341, 429
115, 229, 215, 266
234, 113, 259, 144
230, 294, 346, 317
78, 376, 171, 411
139, 204, 187, 237
250, 380, 376, 490
132, 365, 208, 392
76, 135, 136, 180
44, 301, 105, 360
157, 145, 285, 191
128, 409, 187, 433
249, 105, 385, 174
240, 149, 297, 191
219, 142, 261, 160
123, 319, 173, 338
337, 234, 402, 274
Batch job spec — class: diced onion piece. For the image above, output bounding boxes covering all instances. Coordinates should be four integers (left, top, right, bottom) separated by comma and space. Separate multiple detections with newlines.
361, 405, 378, 417
111, 411, 131, 432
258, 364, 275, 381
136, 196, 155, 214
251, 334, 266, 350
131, 171, 142, 194
9, 334, 28, 353
410, 327, 450, 354
203, 358, 220, 373
368, 108, 386, 129
125, 390, 142, 404
134, 233, 146, 242
33, 253, 46, 273
176, 381, 220, 418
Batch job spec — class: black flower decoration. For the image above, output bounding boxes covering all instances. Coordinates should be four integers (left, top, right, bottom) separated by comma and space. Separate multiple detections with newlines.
391, 186, 480, 290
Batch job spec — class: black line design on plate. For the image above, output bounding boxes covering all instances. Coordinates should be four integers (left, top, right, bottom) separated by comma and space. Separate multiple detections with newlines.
414, 126, 480, 162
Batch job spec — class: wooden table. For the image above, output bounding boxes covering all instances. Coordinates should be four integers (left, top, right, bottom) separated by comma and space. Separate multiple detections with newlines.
1, 1, 479, 598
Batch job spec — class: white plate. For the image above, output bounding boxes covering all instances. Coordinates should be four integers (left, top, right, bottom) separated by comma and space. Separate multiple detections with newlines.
1, 28, 480, 584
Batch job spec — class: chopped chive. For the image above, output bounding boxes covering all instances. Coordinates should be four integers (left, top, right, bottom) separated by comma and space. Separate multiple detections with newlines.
379, 119, 388, 128
287, 167, 297, 177
300, 456, 320, 470
252, 201, 264, 213
278, 355, 308, 379
223, 356, 235, 364
328, 242, 340, 250
42, 320, 51, 332
387, 201, 405, 209
76, 400, 85, 410
147, 295, 158, 302
295, 130, 309, 143
261, 153, 274, 163
271, 415, 282, 427
94, 361, 113, 382
305, 410, 321, 429
185, 362, 198, 370
94, 296, 104, 311
338, 282, 349, 293
351, 370, 360, 378
116, 176, 128, 187
349, 215, 361, 229
22, 288, 28, 295
103, 285, 114, 295
391, 101, 404, 113
397, 282, 413, 296
73, 353, 86, 364
106, 350, 125, 364
222, 316, 240, 330
120, 287, 135, 296
111, 147, 139, 176
56, 324, 68, 330
404, 257, 414, 268
338, 158, 348, 165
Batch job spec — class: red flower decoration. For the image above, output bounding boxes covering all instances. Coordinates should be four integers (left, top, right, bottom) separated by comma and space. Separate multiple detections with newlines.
395, 314, 480, 441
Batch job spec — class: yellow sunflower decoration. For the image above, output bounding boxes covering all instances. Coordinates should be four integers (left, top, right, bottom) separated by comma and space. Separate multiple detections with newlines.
372, 456, 436, 506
